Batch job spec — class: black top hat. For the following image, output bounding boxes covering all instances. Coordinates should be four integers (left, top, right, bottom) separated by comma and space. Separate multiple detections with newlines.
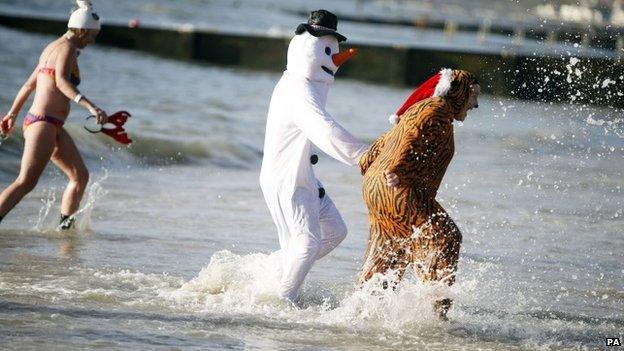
295, 9, 347, 42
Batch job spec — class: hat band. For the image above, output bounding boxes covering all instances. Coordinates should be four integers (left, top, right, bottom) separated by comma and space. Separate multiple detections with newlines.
309, 24, 336, 32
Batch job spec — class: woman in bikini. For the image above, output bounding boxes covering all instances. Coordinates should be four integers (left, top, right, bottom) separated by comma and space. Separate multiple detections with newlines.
0, 1, 107, 229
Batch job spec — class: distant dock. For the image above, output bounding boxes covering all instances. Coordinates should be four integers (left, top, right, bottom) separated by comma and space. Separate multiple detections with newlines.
1, 12, 622, 108
289, 8, 624, 52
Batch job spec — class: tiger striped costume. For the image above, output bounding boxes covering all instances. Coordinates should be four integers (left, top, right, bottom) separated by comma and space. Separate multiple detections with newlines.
358, 70, 476, 316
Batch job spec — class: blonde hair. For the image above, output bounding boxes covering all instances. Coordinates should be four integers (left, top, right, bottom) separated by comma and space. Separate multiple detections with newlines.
68, 28, 96, 39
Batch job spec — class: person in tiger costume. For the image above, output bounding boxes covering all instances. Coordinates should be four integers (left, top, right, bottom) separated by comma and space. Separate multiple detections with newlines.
358, 69, 480, 319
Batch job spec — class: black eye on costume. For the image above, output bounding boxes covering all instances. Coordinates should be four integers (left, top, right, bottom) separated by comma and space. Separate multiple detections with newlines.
325, 47, 331, 55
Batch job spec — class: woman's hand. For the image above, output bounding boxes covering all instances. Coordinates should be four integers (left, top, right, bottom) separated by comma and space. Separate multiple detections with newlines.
384, 170, 399, 188
89, 106, 108, 125
0, 113, 17, 136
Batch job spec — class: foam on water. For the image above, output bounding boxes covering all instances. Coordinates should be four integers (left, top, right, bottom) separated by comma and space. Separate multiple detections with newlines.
166, 250, 286, 310
158, 250, 614, 349
166, 249, 453, 326
1, 263, 184, 306
1, 245, 620, 350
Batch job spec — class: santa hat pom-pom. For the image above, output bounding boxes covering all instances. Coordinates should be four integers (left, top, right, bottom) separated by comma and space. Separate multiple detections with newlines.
388, 114, 399, 125
433, 68, 453, 97
387, 68, 454, 126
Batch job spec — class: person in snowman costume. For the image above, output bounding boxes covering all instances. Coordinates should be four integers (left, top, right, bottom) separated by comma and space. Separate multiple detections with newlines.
259, 10, 367, 302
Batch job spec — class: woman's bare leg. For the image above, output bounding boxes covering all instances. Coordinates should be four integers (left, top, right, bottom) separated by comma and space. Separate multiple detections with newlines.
51, 128, 89, 219
0, 123, 57, 218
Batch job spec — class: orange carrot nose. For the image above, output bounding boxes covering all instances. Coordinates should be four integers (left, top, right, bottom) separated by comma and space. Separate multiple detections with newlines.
332, 48, 358, 66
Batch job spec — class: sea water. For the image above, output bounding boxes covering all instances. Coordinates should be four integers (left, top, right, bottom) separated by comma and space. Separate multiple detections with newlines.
0, 10, 622, 351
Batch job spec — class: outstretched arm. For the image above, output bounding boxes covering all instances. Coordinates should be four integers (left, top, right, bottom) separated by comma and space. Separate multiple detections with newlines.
295, 96, 367, 166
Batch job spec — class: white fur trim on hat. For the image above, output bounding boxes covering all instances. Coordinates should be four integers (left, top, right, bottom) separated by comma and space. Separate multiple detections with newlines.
433, 68, 453, 97
388, 114, 399, 125
68, 0, 101, 30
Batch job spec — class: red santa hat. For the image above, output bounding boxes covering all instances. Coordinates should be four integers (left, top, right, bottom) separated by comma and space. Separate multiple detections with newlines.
389, 68, 454, 124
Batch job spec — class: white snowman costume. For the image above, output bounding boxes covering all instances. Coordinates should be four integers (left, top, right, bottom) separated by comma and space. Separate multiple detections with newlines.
260, 31, 367, 301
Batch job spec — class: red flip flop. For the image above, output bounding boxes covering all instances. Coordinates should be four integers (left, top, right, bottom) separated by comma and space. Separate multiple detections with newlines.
84, 111, 133, 145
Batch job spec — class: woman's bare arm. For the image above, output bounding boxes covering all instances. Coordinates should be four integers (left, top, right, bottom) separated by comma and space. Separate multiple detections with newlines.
55, 43, 107, 123
1, 67, 38, 134
7, 67, 38, 117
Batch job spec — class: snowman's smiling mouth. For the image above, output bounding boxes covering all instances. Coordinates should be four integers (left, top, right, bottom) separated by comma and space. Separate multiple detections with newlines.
321, 66, 334, 76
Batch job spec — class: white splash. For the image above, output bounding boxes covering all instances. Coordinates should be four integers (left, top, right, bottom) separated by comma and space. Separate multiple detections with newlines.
35, 187, 57, 231
165, 250, 286, 311
601, 78, 616, 88
32, 170, 109, 232
73, 169, 109, 231
163, 249, 481, 334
